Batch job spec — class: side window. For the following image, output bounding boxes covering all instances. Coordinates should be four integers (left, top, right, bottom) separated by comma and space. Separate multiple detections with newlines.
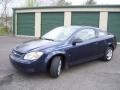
98, 31, 106, 37
74, 29, 96, 41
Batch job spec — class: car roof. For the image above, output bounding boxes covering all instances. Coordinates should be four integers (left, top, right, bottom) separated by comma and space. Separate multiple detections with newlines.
61, 25, 100, 29
60, 26, 100, 31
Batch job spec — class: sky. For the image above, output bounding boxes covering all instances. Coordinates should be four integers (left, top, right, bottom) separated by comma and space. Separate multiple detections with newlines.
6, 0, 120, 7
0, 0, 120, 16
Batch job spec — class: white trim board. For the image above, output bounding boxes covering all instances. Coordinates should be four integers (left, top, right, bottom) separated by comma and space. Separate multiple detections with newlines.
99, 12, 108, 31
64, 12, 71, 26
16, 35, 35, 37
15, 14, 17, 36
35, 12, 41, 37
15, 8, 120, 13
117, 42, 120, 44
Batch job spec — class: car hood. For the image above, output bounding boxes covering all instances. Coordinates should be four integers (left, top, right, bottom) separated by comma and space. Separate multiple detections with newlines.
14, 39, 61, 53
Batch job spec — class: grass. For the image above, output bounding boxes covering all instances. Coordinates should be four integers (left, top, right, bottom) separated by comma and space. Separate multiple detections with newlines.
0, 27, 11, 36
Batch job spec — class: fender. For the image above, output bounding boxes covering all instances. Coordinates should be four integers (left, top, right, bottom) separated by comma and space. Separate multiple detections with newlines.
107, 42, 112, 46
44, 50, 66, 64
107, 42, 114, 47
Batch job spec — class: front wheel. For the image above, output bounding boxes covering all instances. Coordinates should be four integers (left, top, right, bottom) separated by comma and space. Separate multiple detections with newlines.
102, 47, 113, 61
49, 56, 62, 78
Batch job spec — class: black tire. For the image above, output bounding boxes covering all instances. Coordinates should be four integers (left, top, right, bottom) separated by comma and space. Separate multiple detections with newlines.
102, 47, 113, 61
49, 56, 62, 78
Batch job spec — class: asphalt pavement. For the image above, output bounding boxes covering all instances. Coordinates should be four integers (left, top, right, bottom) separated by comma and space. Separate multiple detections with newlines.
0, 36, 120, 90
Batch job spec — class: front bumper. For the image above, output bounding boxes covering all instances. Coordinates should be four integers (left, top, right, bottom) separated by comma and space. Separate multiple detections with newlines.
9, 54, 47, 73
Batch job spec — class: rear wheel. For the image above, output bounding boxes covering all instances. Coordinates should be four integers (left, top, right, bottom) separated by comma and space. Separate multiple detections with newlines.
102, 47, 113, 61
49, 56, 62, 78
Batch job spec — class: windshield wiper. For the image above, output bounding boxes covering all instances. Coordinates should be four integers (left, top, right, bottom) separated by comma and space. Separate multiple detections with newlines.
41, 38, 55, 41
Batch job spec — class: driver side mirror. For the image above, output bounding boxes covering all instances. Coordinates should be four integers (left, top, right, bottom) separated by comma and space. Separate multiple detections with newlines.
72, 38, 82, 45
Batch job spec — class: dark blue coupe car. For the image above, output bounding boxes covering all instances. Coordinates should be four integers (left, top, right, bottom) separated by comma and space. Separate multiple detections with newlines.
10, 26, 117, 78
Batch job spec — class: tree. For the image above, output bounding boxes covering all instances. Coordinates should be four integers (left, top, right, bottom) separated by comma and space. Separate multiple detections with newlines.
55, 0, 72, 6
85, 0, 96, 5
25, 0, 72, 7
25, 0, 39, 7
0, 0, 12, 32
50, 0, 72, 6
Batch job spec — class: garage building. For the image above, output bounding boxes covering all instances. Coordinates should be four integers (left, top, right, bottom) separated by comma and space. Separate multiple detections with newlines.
13, 5, 120, 42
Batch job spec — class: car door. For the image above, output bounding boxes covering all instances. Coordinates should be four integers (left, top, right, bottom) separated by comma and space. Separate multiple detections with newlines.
67, 29, 98, 65
95, 30, 108, 56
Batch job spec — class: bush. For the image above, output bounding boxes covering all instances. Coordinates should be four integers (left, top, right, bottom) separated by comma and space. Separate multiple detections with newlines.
0, 26, 11, 36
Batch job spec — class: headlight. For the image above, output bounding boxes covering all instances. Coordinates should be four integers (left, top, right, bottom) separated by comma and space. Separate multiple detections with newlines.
24, 52, 43, 61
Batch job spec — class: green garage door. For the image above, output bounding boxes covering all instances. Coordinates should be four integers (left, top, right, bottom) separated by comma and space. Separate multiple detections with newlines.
108, 12, 120, 42
71, 12, 99, 27
41, 12, 64, 35
17, 13, 35, 36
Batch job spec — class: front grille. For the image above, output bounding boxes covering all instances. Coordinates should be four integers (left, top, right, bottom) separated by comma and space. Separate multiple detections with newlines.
12, 50, 24, 58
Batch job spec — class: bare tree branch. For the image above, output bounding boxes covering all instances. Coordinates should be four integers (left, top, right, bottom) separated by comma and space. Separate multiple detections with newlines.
0, 0, 12, 32
85, 0, 96, 5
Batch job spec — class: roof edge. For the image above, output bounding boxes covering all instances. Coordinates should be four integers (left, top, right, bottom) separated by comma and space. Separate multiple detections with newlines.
13, 5, 120, 10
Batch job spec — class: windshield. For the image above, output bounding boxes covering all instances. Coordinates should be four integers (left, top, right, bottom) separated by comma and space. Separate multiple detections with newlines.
42, 27, 75, 41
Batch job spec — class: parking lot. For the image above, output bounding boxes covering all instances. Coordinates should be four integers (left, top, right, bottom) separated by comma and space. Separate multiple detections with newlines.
0, 36, 120, 90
